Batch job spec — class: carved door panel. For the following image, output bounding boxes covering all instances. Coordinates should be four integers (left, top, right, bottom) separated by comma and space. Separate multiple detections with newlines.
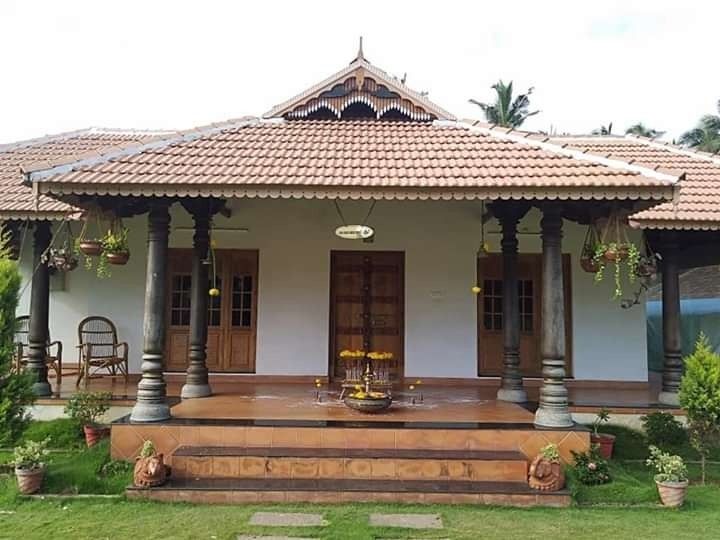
329, 251, 404, 381
477, 254, 572, 377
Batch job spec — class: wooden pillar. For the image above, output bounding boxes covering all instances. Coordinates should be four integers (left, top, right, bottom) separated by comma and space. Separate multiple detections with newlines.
181, 203, 212, 399
534, 205, 573, 428
495, 204, 528, 402
27, 221, 52, 397
659, 233, 682, 406
131, 203, 172, 422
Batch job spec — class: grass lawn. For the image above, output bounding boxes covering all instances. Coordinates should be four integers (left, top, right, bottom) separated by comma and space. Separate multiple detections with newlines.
0, 421, 717, 539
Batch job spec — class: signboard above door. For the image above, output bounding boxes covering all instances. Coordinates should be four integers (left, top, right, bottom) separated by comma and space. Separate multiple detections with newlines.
335, 225, 375, 240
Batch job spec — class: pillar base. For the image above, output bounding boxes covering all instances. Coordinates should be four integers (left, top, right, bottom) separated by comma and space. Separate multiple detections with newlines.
658, 390, 680, 407
31, 381, 52, 397
130, 402, 171, 423
496, 387, 528, 403
534, 407, 574, 429
181, 383, 212, 399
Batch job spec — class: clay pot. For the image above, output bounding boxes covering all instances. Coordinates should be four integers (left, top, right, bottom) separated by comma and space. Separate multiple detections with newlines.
580, 255, 600, 273
84, 424, 111, 447
590, 433, 616, 459
78, 240, 102, 256
528, 456, 565, 492
636, 261, 657, 278
656, 479, 688, 507
344, 395, 392, 413
15, 466, 45, 494
603, 248, 618, 262
106, 251, 130, 265
52, 256, 78, 272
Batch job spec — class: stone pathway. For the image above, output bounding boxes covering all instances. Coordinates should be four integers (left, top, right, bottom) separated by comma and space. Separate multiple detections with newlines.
248, 512, 328, 527
370, 513, 444, 529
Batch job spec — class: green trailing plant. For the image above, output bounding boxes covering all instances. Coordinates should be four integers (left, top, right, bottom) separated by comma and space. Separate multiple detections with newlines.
571, 445, 611, 485
640, 411, 687, 450
74, 238, 94, 271
592, 242, 640, 299
539, 443, 560, 463
64, 391, 112, 429
591, 407, 611, 437
0, 227, 34, 447
678, 333, 720, 484
646, 445, 688, 483
139, 439, 156, 458
101, 227, 129, 255
13, 437, 50, 470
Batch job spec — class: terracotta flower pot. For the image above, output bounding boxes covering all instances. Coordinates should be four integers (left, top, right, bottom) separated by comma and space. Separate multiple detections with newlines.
52, 256, 78, 272
106, 251, 130, 265
15, 466, 45, 494
603, 249, 618, 262
84, 424, 111, 447
580, 255, 600, 273
656, 479, 688, 507
78, 240, 102, 256
590, 433, 616, 459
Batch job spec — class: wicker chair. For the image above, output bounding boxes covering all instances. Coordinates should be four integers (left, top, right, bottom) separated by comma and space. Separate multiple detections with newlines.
13, 315, 63, 381
76, 316, 129, 388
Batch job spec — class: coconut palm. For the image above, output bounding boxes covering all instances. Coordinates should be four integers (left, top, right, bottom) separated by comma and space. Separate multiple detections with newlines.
679, 101, 720, 153
469, 80, 539, 128
592, 123, 613, 135
626, 123, 665, 138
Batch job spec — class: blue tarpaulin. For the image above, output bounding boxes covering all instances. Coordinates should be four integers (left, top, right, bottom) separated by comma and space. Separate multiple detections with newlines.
647, 298, 720, 371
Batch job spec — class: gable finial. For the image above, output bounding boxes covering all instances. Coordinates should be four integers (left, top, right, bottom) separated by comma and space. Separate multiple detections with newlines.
355, 36, 365, 62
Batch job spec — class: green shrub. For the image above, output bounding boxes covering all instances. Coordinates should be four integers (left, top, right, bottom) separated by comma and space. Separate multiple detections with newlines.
0, 228, 34, 446
64, 391, 112, 427
12, 437, 50, 469
571, 445, 612, 485
640, 411, 687, 449
679, 333, 720, 484
646, 445, 688, 483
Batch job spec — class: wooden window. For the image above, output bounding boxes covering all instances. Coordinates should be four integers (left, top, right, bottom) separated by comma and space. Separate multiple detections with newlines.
231, 275, 253, 328
519, 279, 534, 332
482, 279, 503, 331
170, 274, 192, 326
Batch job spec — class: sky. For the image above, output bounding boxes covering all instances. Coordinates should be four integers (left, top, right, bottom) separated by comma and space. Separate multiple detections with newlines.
0, 0, 718, 143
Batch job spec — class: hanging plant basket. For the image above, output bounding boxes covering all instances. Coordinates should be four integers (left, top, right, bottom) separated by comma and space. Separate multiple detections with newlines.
106, 251, 130, 265
590, 211, 643, 300
78, 240, 102, 256
580, 225, 600, 273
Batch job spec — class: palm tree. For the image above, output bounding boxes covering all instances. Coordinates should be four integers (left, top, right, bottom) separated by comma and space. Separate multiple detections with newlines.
469, 80, 539, 128
625, 123, 665, 138
680, 101, 720, 153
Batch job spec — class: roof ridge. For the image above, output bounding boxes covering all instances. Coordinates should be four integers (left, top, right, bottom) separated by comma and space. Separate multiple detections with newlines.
24, 117, 261, 182
453, 120, 680, 184
624, 134, 720, 167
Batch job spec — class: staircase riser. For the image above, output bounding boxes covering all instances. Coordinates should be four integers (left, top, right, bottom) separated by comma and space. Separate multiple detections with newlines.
172, 456, 528, 482
127, 488, 570, 507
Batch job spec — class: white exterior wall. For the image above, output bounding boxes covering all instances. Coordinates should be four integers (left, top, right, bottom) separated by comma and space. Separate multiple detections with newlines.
17, 199, 648, 382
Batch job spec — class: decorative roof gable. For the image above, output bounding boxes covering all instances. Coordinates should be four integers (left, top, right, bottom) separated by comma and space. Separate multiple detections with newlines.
264, 39, 456, 122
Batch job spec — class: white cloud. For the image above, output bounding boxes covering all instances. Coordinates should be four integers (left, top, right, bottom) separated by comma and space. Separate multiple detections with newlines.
0, 0, 717, 142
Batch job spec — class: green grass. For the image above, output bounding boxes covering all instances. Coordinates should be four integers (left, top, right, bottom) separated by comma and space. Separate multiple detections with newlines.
22, 418, 83, 450
0, 420, 718, 539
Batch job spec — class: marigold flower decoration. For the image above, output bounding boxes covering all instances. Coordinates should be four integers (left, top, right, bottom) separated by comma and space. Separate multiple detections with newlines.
339, 349, 365, 358
367, 351, 393, 361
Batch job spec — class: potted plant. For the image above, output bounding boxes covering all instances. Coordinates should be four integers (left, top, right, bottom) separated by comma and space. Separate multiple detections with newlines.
646, 445, 689, 507
13, 438, 50, 494
64, 391, 112, 447
133, 440, 170, 488
590, 407, 616, 459
101, 227, 130, 265
593, 242, 640, 299
43, 246, 78, 272
528, 443, 565, 491
580, 225, 600, 273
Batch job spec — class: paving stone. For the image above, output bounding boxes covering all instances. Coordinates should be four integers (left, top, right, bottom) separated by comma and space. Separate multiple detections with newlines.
248, 512, 328, 527
370, 513, 444, 529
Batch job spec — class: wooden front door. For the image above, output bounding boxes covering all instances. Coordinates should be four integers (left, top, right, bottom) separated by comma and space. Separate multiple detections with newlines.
165, 249, 258, 373
477, 253, 572, 377
329, 251, 404, 381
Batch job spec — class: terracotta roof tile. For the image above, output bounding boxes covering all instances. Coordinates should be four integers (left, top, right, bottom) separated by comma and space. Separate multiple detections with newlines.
33, 120, 675, 202
0, 129, 171, 219
550, 135, 720, 230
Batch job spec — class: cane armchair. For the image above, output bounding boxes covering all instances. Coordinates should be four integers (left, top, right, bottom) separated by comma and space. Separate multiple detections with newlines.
13, 315, 63, 381
76, 316, 129, 388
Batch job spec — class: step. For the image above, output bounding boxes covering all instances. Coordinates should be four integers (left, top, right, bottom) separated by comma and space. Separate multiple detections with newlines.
171, 446, 528, 482
126, 477, 570, 507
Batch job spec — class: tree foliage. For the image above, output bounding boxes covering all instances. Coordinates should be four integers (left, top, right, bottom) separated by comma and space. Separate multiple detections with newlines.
0, 226, 34, 446
679, 100, 720, 153
469, 80, 539, 128
625, 123, 665, 138
678, 333, 720, 484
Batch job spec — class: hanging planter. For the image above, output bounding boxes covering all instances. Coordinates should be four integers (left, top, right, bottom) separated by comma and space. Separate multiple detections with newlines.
40, 221, 79, 272
591, 211, 641, 299
580, 225, 600, 273
101, 226, 130, 266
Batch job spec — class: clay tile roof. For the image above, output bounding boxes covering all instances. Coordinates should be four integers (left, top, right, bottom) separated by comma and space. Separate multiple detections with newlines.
27, 119, 677, 202
549, 135, 720, 230
0, 128, 173, 220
